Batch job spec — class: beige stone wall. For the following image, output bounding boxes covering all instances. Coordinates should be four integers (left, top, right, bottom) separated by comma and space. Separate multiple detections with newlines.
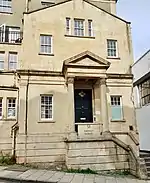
18, 75, 72, 135
22, 0, 132, 73
16, 133, 66, 165
107, 79, 136, 132
0, 44, 21, 71
0, 0, 26, 28
0, 87, 18, 155
66, 140, 129, 171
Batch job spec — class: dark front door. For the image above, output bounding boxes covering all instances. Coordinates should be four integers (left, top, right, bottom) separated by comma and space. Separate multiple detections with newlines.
74, 89, 93, 123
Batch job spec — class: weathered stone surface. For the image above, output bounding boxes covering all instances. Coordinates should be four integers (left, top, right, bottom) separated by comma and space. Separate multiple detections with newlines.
48, 172, 65, 182
71, 174, 84, 183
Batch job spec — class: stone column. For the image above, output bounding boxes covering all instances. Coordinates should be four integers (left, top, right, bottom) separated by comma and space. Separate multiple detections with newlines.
67, 77, 75, 133
100, 78, 109, 132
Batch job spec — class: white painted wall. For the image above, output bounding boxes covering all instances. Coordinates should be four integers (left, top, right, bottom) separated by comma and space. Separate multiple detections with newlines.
132, 49, 150, 150
136, 106, 150, 150
132, 50, 150, 83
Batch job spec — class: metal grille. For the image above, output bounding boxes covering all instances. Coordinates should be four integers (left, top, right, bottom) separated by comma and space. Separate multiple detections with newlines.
0, 29, 23, 43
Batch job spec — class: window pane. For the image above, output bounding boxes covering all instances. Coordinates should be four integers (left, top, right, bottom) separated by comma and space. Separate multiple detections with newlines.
40, 35, 52, 53
111, 106, 122, 121
7, 98, 16, 118
88, 20, 93, 37
0, 0, 12, 12
0, 52, 4, 69
0, 99, 2, 118
41, 95, 53, 120
140, 78, 150, 106
8, 52, 17, 70
111, 96, 123, 120
107, 40, 117, 57
74, 19, 84, 36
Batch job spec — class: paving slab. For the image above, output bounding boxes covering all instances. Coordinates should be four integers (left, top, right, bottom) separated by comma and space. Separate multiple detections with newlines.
71, 174, 84, 183
1, 170, 22, 178
0, 170, 12, 178
94, 175, 106, 183
17, 169, 38, 180
58, 173, 74, 183
125, 178, 138, 183
82, 174, 95, 183
37, 170, 56, 182
48, 171, 65, 182
25, 170, 47, 181
106, 177, 116, 183
116, 177, 127, 183
0, 167, 7, 171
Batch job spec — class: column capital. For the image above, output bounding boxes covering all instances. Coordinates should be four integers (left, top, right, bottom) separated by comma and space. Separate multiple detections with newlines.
100, 78, 106, 85
67, 77, 74, 84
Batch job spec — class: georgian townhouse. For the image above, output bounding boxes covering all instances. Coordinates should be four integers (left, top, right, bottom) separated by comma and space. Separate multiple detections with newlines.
0, 0, 146, 178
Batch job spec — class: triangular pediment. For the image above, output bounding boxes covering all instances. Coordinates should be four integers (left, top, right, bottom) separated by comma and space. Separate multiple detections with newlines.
63, 51, 110, 68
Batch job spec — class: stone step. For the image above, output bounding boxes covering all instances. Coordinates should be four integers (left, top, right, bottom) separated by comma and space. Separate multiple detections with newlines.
147, 172, 150, 177
145, 162, 150, 167
147, 168, 150, 172
140, 153, 150, 158
144, 158, 150, 162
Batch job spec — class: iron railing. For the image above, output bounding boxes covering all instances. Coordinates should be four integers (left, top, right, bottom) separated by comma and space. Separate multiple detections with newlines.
0, 30, 23, 44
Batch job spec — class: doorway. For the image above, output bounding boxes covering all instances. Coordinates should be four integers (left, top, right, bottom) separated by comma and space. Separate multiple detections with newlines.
74, 89, 93, 123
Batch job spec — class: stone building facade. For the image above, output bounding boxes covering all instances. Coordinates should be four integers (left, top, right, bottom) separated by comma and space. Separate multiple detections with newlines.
0, 0, 145, 178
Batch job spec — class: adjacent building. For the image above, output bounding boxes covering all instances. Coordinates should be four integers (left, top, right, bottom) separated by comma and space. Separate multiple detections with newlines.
0, 0, 144, 177
132, 49, 150, 151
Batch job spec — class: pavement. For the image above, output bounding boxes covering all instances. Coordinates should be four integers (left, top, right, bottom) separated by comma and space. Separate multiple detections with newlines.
0, 166, 149, 183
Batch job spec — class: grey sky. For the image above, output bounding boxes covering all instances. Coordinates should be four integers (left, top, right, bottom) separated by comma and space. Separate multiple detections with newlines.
117, 0, 150, 61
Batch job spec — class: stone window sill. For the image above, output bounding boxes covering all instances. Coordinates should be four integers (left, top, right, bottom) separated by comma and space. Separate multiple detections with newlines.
0, 42, 21, 45
38, 53, 54, 56
38, 120, 55, 123
111, 119, 126, 123
107, 57, 121, 60
0, 118, 17, 121
0, 12, 13, 15
65, 34, 95, 39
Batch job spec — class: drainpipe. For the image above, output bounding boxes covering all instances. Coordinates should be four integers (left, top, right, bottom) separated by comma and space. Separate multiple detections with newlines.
11, 73, 20, 160
24, 71, 30, 164
25, 0, 29, 12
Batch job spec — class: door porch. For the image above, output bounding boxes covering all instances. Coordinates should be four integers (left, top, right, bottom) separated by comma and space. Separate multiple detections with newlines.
63, 50, 110, 138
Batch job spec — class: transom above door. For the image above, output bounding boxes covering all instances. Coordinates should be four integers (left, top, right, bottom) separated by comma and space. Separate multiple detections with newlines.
74, 89, 93, 123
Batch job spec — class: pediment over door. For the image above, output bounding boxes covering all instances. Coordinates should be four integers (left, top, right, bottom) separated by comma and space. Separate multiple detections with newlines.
63, 51, 111, 78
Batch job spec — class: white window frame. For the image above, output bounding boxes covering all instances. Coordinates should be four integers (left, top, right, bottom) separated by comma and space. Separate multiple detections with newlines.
0, 0, 12, 13
0, 51, 5, 70
74, 19, 85, 37
88, 20, 93, 37
8, 52, 18, 70
0, 24, 6, 43
107, 39, 118, 58
110, 95, 123, 121
40, 35, 53, 54
40, 95, 53, 121
0, 98, 2, 119
66, 17, 71, 35
7, 98, 16, 119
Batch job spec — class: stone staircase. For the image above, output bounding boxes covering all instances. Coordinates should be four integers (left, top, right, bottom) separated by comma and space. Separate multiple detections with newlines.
140, 150, 150, 178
